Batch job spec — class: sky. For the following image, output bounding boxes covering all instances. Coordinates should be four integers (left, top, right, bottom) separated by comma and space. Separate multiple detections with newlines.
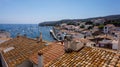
0, 0, 120, 24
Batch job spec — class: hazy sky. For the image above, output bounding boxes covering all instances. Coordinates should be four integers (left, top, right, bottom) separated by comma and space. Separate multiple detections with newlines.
0, 0, 120, 24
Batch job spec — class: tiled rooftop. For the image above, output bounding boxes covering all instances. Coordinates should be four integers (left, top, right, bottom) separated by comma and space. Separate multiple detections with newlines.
30, 42, 64, 65
46, 47, 120, 67
0, 38, 11, 44
0, 36, 46, 67
106, 24, 115, 27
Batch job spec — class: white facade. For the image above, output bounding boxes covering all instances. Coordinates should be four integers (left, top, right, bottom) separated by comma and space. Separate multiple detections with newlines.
86, 42, 96, 47
103, 26, 109, 34
91, 19, 105, 25
60, 23, 67, 28
112, 40, 118, 50
84, 25, 92, 29
112, 37, 120, 50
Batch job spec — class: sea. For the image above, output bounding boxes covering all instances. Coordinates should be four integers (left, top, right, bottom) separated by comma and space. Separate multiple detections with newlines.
0, 24, 54, 41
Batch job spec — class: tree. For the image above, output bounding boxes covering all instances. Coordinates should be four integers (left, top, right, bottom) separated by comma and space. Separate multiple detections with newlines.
95, 23, 100, 26
98, 24, 104, 30
87, 26, 93, 30
85, 21, 93, 25
80, 25, 85, 28
67, 22, 74, 25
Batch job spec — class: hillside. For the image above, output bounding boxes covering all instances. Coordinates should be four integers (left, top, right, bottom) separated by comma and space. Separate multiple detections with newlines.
39, 14, 120, 26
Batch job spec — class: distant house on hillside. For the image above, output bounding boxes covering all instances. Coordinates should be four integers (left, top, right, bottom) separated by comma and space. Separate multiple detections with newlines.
60, 23, 67, 28
80, 22, 86, 26
84, 25, 93, 29
103, 24, 115, 34
74, 21, 82, 26
81, 30, 92, 37
91, 19, 105, 25
64, 25, 75, 30
93, 26, 99, 32
74, 26, 80, 32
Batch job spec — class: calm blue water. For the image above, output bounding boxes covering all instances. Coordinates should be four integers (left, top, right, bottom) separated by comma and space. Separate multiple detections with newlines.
0, 24, 54, 41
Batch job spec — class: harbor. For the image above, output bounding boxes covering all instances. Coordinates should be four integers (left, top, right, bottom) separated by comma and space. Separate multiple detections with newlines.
0, 24, 54, 41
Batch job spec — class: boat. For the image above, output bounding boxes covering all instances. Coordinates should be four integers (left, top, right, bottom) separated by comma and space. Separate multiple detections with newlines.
50, 27, 66, 41
50, 30, 61, 41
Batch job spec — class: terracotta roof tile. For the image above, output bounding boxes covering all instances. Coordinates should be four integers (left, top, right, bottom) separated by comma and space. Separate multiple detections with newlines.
30, 42, 65, 65
0, 36, 46, 67
46, 47, 120, 67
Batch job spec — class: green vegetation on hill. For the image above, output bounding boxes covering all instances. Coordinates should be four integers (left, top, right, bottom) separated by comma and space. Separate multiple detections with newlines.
39, 14, 120, 26
104, 19, 120, 26
80, 25, 85, 28
98, 24, 104, 29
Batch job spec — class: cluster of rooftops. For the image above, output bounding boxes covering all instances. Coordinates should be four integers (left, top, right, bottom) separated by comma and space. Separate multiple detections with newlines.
0, 34, 120, 67
0, 36, 46, 67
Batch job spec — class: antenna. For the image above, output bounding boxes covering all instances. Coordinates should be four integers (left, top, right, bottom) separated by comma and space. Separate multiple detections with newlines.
38, 24, 40, 36
30, 25, 34, 37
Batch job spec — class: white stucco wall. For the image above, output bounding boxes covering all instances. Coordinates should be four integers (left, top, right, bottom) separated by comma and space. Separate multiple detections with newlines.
112, 40, 118, 50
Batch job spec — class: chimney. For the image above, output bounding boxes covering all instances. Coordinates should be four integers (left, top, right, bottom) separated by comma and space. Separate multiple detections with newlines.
38, 51, 43, 67
70, 41, 84, 51
64, 36, 84, 52
38, 32, 42, 43
64, 40, 71, 50
64, 35, 73, 53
